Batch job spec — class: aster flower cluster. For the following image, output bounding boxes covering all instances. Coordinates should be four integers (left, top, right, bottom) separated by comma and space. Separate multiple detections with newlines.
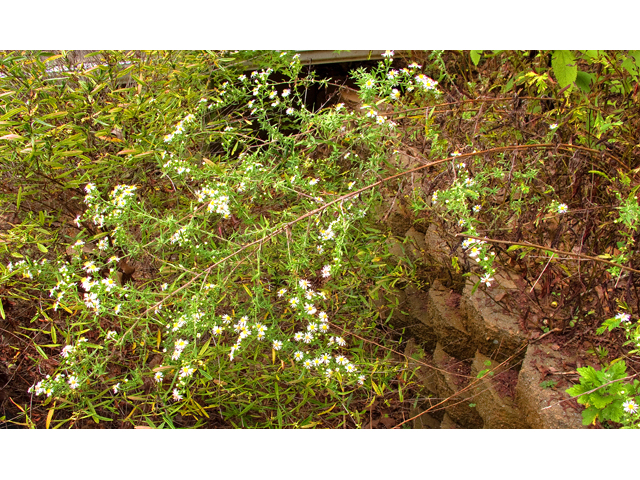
461, 237, 496, 287
169, 225, 190, 245
360, 104, 397, 128
215, 63, 304, 120
163, 113, 196, 144
171, 338, 189, 361
356, 59, 439, 107
7, 257, 48, 281
161, 151, 192, 176
226, 316, 273, 361
282, 278, 363, 385
30, 338, 89, 397
195, 185, 231, 219
429, 155, 500, 288
82, 182, 138, 229
29, 373, 73, 397
165, 309, 207, 334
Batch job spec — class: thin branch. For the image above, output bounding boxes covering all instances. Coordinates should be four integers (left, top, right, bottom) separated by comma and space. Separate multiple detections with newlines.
457, 234, 640, 274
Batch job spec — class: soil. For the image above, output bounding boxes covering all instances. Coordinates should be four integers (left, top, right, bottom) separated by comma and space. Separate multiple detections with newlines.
491, 369, 518, 399
442, 357, 473, 388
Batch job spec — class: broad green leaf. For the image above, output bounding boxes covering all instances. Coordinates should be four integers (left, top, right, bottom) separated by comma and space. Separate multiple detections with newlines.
581, 406, 599, 426
589, 393, 614, 409
576, 365, 599, 385
602, 401, 623, 423
621, 56, 639, 79
575, 71, 593, 93
552, 50, 577, 89
470, 50, 483, 66
609, 360, 627, 378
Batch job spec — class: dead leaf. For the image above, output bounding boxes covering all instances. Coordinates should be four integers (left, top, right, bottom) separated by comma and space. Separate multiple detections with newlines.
380, 416, 397, 428
0, 134, 22, 140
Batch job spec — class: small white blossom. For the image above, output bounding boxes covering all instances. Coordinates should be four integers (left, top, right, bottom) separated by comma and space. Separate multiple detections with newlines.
615, 312, 632, 323
172, 388, 183, 401
321, 265, 331, 278
623, 399, 638, 414
68, 376, 80, 390
480, 274, 494, 287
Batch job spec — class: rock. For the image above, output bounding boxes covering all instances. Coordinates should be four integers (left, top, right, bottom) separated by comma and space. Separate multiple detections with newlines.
403, 285, 438, 352
461, 276, 528, 361
385, 236, 405, 263
440, 413, 460, 429
516, 343, 585, 429
410, 410, 441, 429
405, 338, 438, 395
425, 280, 476, 359
433, 342, 484, 428
423, 223, 454, 266
371, 287, 412, 330
405, 227, 427, 263
470, 351, 529, 429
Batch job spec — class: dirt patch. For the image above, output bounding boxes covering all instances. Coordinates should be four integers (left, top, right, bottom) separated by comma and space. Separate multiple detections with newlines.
442, 356, 472, 388
491, 369, 518, 399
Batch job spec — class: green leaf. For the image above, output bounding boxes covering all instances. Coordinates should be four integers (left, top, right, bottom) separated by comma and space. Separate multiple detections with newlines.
575, 71, 594, 93
582, 50, 602, 60
42, 111, 68, 120
588, 170, 612, 182
609, 360, 627, 378
581, 406, 599, 426
34, 343, 48, 359
470, 50, 483, 66
552, 50, 578, 89
198, 339, 211, 357
621, 56, 639, 78
54, 150, 83, 157
589, 392, 614, 409
576, 366, 599, 386
601, 400, 623, 423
